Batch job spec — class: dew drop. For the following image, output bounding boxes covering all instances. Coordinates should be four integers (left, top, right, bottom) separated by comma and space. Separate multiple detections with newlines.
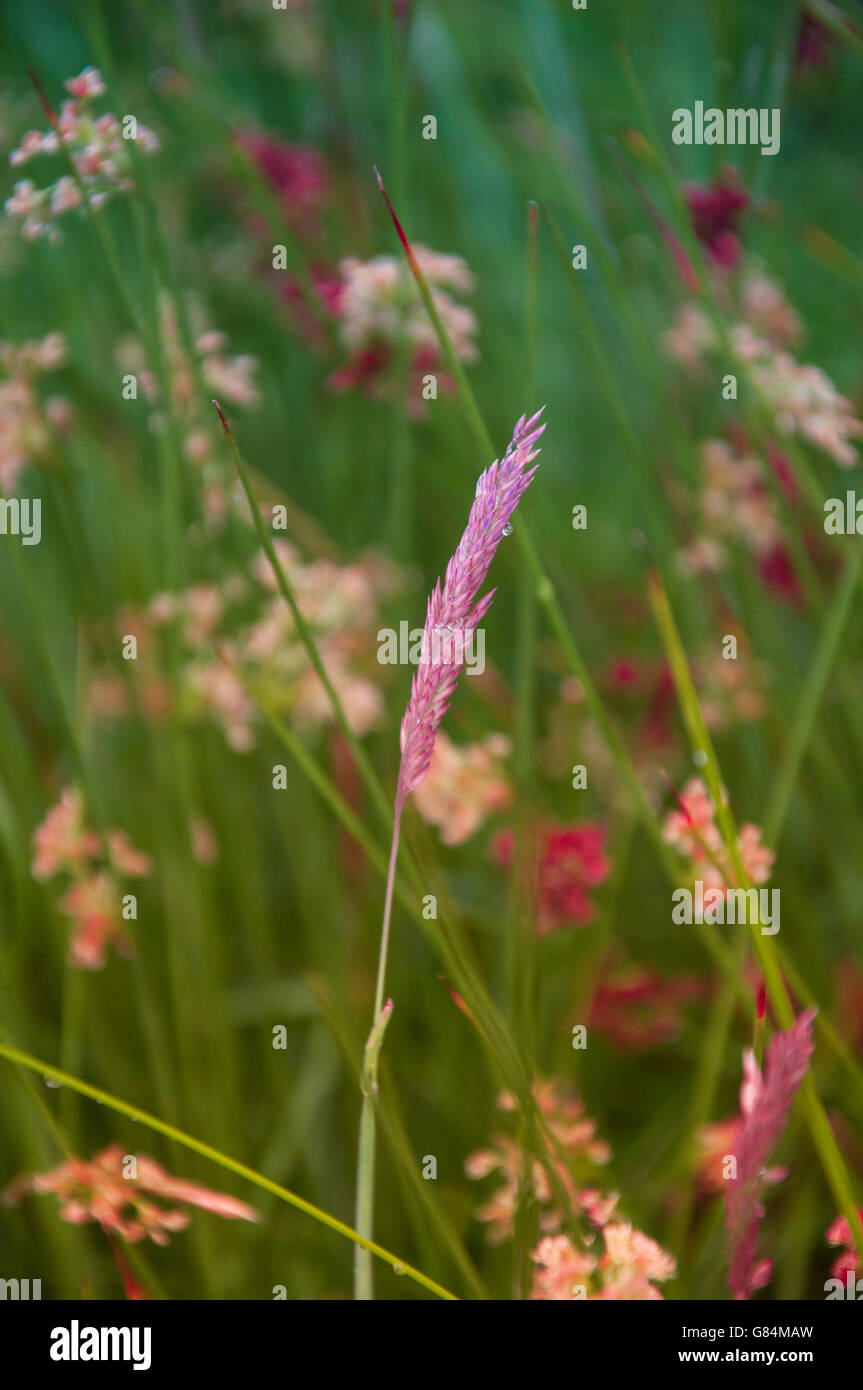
692, 749, 708, 767
393, 1262, 405, 1277
43, 1076, 62, 1090
502, 523, 513, 536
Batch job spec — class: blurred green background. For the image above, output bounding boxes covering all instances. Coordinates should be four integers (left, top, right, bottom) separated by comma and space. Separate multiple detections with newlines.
0, 0, 861, 1300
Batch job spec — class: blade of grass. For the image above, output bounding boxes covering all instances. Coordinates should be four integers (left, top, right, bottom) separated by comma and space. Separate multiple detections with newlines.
0, 1038, 457, 1301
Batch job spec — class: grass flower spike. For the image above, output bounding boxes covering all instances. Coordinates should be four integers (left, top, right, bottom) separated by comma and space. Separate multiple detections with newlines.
724, 1009, 816, 1299
354, 409, 544, 1300
396, 407, 545, 805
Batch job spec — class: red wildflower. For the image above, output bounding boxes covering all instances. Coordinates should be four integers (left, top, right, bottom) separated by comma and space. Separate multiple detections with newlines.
685, 168, 749, 271
236, 131, 329, 220
796, 11, 835, 71
757, 542, 803, 607
766, 441, 800, 505
588, 964, 702, 1049
494, 822, 611, 936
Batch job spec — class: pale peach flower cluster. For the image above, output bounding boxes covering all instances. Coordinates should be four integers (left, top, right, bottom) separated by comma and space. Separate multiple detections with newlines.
662, 301, 715, 371
31, 787, 151, 969
698, 640, 768, 731
329, 245, 478, 408
699, 438, 781, 554
0, 333, 71, 494
5, 68, 158, 242
531, 1224, 675, 1301
674, 437, 798, 595
751, 352, 863, 467
466, 1080, 675, 1299
664, 264, 862, 466
3, 1144, 259, 1246
664, 265, 800, 369
662, 775, 774, 892
412, 731, 512, 845
337, 246, 477, 358
115, 292, 259, 515
465, 1080, 612, 1246
739, 270, 802, 348
89, 546, 398, 752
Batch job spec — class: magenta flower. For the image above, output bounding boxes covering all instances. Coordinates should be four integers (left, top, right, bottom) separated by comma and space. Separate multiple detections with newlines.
724, 1009, 815, 1299
396, 408, 544, 807
685, 168, 750, 271
236, 130, 329, 220
587, 962, 702, 1050
493, 821, 611, 936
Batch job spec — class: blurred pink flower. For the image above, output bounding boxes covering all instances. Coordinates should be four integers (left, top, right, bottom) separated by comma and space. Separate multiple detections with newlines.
685, 167, 749, 271
5, 69, 157, 241
752, 352, 863, 467
412, 731, 512, 845
468, 1079, 673, 1298
4, 1144, 259, 1246
756, 542, 804, 608
588, 963, 702, 1050
493, 821, 611, 936
0, 332, 70, 495
65, 66, 105, 99
796, 10, 835, 70
328, 246, 478, 410
106, 830, 152, 878
31, 788, 151, 969
293, 644, 383, 737
662, 776, 774, 892
466, 1080, 610, 1245
826, 1208, 863, 1280
665, 279, 863, 468
32, 786, 100, 880
699, 638, 768, 732
530, 1224, 675, 1301
529, 1235, 597, 1299
237, 130, 329, 219
594, 1222, 676, 1299
190, 815, 219, 867
59, 871, 131, 971
662, 776, 722, 858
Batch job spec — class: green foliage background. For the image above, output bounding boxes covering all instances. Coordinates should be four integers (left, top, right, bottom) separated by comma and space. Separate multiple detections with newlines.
0, 0, 861, 1300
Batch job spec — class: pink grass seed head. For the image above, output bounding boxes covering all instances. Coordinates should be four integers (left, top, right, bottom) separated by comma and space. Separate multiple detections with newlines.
395, 409, 544, 807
